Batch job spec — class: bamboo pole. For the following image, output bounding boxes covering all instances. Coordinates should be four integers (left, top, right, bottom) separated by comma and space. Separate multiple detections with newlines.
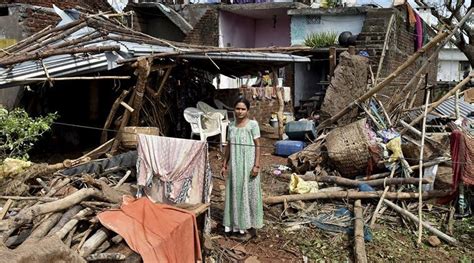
374, 14, 395, 85
401, 73, 473, 134
263, 190, 449, 205
314, 176, 431, 187
417, 90, 430, 244
354, 200, 367, 263
358, 158, 448, 180
384, 200, 458, 245
455, 89, 460, 119
317, 30, 448, 129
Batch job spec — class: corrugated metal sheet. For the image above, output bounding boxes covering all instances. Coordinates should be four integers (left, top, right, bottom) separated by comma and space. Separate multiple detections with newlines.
436, 96, 473, 119
0, 18, 309, 89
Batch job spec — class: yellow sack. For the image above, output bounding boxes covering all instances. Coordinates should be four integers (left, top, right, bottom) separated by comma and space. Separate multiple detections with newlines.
386, 137, 403, 162
0, 158, 32, 178
289, 173, 319, 194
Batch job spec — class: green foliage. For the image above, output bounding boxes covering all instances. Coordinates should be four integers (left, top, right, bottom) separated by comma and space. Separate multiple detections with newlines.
304, 31, 338, 48
0, 107, 57, 161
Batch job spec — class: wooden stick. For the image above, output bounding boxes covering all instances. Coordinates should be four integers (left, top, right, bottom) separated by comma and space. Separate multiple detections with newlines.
155, 67, 173, 98
76, 225, 95, 252
374, 13, 395, 85
110, 91, 136, 154
317, 30, 448, 129
417, 90, 430, 244
401, 73, 474, 134
48, 205, 82, 236
263, 190, 449, 205
3, 76, 131, 82
455, 89, 460, 119
120, 102, 134, 112
370, 166, 396, 227
354, 200, 367, 263
0, 199, 13, 220
384, 200, 458, 245
82, 139, 114, 159
101, 90, 130, 144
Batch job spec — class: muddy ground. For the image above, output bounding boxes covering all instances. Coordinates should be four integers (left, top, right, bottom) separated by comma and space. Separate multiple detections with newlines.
206, 127, 474, 262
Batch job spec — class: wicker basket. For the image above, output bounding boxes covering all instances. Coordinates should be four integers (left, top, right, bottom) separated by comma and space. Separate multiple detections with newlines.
121, 126, 159, 149
325, 118, 371, 178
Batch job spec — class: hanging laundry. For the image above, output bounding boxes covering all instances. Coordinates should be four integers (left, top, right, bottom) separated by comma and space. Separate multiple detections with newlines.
98, 197, 202, 263
415, 13, 423, 51
137, 134, 212, 204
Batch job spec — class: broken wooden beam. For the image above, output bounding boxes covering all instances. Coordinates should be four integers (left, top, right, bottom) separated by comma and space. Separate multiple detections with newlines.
263, 190, 449, 205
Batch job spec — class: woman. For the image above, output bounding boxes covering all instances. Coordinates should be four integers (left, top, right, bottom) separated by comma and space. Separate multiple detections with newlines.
220, 98, 263, 240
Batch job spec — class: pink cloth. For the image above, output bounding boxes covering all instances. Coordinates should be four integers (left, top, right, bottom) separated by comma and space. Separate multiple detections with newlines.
415, 13, 423, 51
137, 135, 207, 203
98, 197, 202, 263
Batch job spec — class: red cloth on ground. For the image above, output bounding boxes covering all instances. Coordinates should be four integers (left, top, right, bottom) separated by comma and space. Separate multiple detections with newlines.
98, 197, 202, 263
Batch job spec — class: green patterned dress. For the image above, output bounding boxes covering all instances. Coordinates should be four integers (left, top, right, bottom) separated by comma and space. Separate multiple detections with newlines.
223, 119, 263, 233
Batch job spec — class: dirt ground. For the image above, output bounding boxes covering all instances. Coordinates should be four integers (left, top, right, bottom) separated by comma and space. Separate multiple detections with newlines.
206, 128, 474, 262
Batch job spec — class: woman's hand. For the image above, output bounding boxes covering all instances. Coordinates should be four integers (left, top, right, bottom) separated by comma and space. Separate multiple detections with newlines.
220, 165, 228, 178
251, 165, 260, 177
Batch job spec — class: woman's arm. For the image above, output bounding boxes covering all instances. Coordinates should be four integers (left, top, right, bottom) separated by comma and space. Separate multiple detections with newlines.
220, 142, 230, 177
252, 138, 261, 176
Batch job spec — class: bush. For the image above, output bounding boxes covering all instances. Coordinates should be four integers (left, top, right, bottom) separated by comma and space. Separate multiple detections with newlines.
0, 107, 57, 162
304, 32, 338, 48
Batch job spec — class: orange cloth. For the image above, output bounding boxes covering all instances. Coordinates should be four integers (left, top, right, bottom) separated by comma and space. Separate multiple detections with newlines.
98, 197, 202, 263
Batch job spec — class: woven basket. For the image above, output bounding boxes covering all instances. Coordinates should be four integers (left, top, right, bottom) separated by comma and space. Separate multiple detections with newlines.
325, 118, 371, 178
121, 126, 159, 149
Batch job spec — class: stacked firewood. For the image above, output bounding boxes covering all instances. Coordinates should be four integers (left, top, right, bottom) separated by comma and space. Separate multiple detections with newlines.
0, 161, 139, 262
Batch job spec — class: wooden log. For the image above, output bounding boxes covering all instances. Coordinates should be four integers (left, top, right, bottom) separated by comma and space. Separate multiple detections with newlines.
55, 208, 92, 240
85, 253, 126, 261
130, 58, 151, 126
374, 13, 394, 85
114, 170, 131, 188
263, 190, 449, 205
76, 225, 95, 252
383, 200, 458, 245
417, 89, 430, 244
79, 228, 109, 257
29, 212, 62, 239
401, 73, 474, 134
317, 30, 448, 129
110, 91, 136, 154
101, 90, 130, 144
314, 176, 431, 187
0, 45, 120, 67
65, 224, 77, 247
0, 199, 13, 219
354, 200, 367, 263
47, 205, 82, 236
12, 188, 102, 228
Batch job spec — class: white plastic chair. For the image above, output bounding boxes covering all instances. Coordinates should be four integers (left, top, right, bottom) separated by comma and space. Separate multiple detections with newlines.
197, 101, 229, 121
213, 99, 235, 120
184, 107, 223, 150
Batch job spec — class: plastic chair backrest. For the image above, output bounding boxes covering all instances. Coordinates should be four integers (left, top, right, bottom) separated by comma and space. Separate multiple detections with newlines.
184, 107, 203, 133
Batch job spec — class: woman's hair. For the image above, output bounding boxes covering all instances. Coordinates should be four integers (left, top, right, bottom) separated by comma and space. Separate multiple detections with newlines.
233, 97, 250, 110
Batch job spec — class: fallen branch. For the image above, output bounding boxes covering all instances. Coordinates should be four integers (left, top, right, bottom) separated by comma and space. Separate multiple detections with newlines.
383, 200, 458, 245
86, 252, 126, 261
263, 190, 449, 205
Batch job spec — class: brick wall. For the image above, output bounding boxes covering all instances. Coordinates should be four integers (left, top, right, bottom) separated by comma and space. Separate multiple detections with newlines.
215, 88, 291, 126
183, 8, 219, 46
